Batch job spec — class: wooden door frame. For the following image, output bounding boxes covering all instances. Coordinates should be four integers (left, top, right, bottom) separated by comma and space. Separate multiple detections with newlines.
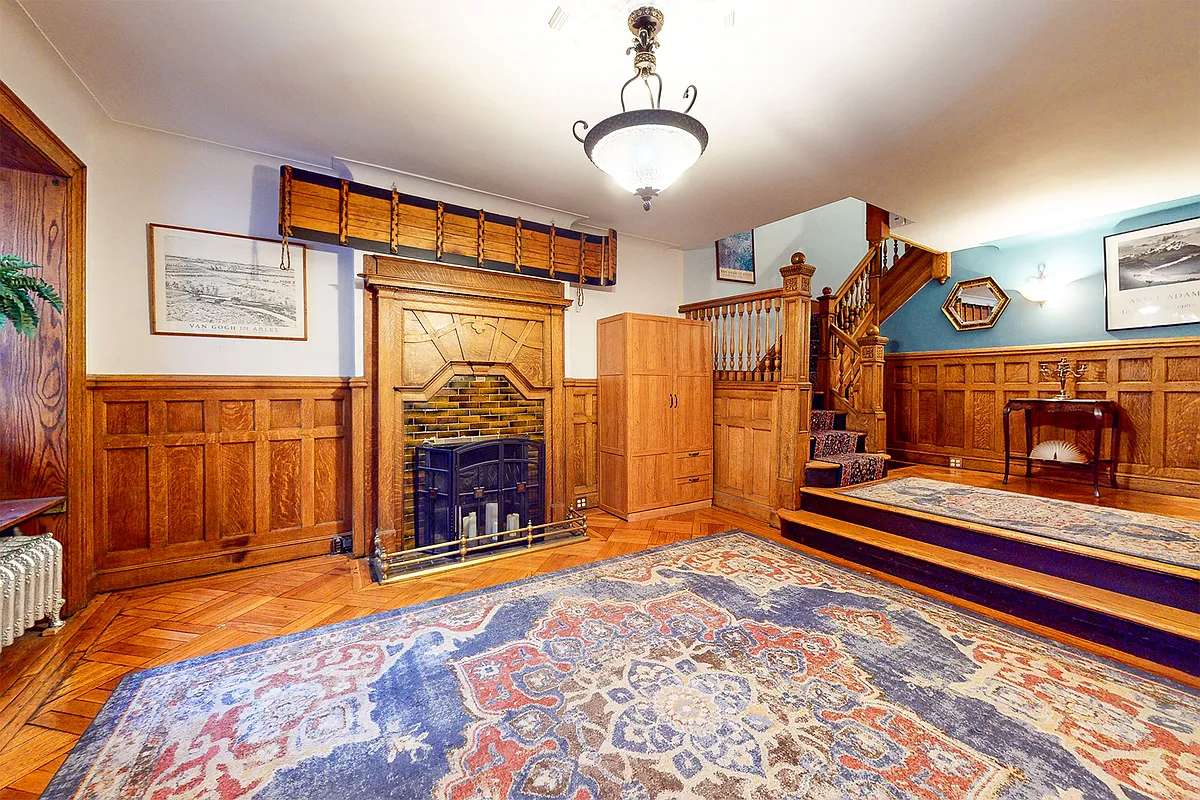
1, 80, 91, 613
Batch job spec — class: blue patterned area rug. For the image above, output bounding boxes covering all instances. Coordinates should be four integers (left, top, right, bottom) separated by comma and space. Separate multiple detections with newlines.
46, 533, 1198, 800
843, 477, 1200, 570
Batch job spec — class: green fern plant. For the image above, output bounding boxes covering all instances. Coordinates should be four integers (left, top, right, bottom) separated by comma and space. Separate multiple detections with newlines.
0, 254, 63, 337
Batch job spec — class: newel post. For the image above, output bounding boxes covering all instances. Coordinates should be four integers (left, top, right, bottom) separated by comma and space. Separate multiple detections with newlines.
855, 325, 889, 454
775, 253, 816, 515
814, 287, 834, 408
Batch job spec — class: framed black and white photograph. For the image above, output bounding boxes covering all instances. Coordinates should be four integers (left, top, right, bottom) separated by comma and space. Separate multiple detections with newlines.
715, 229, 756, 283
149, 224, 307, 340
1104, 216, 1200, 331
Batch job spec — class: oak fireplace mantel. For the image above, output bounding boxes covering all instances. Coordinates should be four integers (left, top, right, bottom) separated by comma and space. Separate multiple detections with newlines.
362, 255, 572, 551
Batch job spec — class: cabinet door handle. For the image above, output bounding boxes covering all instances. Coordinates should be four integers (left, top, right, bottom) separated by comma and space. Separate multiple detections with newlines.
687, 476, 701, 483
688, 451, 701, 457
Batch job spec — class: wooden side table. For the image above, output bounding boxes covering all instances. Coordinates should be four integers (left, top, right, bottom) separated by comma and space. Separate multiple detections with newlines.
0, 496, 65, 535
1003, 399, 1119, 498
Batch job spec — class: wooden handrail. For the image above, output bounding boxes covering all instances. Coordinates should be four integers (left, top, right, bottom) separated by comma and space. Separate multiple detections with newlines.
828, 246, 878, 302
679, 286, 784, 314
886, 231, 939, 253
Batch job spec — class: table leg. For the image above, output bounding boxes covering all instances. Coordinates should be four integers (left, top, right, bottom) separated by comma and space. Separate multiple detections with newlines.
1024, 408, 1033, 478
1003, 406, 1012, 484
1092, 408, 1102, 498
1109, 410, 1120, 489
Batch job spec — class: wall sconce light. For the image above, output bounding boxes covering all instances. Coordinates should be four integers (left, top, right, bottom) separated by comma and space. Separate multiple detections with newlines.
1015, 264, 1052, 307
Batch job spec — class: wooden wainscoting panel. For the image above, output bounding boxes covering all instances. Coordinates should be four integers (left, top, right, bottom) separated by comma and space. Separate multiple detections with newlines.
88, 376, 366, 590
886, 338, 1200, 496
563, 379, 599, 507
712, 383, 778, 522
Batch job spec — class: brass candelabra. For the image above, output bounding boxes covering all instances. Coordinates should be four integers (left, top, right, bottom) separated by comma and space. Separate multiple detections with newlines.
1039, 356, 1087, 399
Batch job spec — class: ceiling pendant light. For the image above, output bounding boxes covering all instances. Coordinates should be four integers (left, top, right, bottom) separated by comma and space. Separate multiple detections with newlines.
573, 6, 708, 211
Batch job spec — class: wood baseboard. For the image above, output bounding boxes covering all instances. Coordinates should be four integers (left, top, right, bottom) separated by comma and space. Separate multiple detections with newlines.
94, 536, 340, 592
890, 448, 1200, 498
712, 490, 777, 527
600, 499, 713, 522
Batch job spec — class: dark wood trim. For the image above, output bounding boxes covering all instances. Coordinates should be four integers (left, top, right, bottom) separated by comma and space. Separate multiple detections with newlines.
0, 79, 89, 614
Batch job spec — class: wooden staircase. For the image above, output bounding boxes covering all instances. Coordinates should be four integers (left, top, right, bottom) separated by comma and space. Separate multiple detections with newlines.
812, 205, 950, 456
879, 237, 951, 320
804, 402, 890, 488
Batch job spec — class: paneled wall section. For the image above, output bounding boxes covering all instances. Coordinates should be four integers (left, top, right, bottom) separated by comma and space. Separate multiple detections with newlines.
713, 384, 779, 522
89, 376, 365, 590
885, 338, 1200, 496
564, 379, 599, 508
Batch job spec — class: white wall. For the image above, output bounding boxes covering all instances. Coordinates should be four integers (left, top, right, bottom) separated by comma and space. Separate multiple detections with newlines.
2, 0, 683, 379
563, 236, 683, 378
681, 197, 867, 304
0, 0, 100, 164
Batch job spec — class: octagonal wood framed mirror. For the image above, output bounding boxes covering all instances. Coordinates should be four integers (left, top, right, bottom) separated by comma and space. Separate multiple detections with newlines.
941, 276, 1010, 330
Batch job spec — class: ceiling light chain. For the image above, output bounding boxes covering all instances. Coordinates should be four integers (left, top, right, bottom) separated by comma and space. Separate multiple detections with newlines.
573, 6, 708, 211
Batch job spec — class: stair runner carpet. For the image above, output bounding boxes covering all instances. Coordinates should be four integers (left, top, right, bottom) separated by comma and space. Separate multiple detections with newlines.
811, 410, 886, 487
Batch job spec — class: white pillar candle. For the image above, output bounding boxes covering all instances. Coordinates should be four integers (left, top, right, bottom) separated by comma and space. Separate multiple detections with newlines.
485, 503, 499, 538
467, 512, 477, 539
506, 513, 520, 536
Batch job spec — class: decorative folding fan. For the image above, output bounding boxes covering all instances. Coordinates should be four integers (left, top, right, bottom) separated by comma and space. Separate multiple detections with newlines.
1030, 439, 1085, 463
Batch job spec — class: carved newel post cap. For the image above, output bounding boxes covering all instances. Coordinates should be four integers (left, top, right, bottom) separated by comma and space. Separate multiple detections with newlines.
867, 324, 880, 335
822, 287, 833, 296
790, 252, 806, 265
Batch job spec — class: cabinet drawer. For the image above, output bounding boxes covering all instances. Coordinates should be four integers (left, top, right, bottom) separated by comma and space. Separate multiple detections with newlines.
675, 475, 712, 504
675, 449, 712, 478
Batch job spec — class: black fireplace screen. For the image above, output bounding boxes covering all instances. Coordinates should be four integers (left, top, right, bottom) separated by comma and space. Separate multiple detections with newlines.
413, 436, 544, 550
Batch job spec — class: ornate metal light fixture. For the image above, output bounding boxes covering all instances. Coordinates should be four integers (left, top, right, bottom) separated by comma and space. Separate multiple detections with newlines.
573, 6, 708, 211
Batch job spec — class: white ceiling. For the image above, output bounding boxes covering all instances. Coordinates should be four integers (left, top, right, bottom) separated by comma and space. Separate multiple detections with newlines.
18, 0, 1200, 251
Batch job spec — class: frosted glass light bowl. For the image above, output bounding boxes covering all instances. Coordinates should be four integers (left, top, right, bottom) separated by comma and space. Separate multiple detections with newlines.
581, 109, 708, 209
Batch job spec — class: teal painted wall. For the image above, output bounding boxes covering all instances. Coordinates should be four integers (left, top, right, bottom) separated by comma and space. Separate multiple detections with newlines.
882, 196, 1200, 353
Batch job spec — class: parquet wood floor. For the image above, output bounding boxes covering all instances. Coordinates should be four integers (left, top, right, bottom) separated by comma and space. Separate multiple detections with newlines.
0, 507, 775, 797
3, 476, 1194, 797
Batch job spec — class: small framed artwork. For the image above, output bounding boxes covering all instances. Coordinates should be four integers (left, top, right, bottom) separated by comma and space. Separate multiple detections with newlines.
149, 224, 307, 340
1104, 216, 1200, 331
715, 229, 755, 283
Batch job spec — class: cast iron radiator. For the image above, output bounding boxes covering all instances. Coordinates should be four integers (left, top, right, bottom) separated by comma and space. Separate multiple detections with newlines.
0, 533, 65, 647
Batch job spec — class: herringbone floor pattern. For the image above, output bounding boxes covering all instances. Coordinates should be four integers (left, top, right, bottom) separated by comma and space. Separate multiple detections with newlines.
0, 507, 776, 797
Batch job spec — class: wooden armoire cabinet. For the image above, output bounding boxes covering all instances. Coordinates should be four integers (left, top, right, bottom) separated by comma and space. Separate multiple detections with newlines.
597, 313, 713, 520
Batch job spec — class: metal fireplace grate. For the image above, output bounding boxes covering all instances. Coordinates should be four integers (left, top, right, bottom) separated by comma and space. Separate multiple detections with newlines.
373, 436, 587, 583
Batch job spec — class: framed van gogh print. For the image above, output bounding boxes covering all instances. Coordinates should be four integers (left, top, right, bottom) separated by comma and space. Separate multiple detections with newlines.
1104, 216, 1200, 331
149, 224, 307, 340
715, 229, 755, 283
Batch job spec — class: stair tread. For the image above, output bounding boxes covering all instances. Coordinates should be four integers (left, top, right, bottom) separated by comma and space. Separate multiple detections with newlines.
779, 508, 1200, 642
807, 452, 891, 464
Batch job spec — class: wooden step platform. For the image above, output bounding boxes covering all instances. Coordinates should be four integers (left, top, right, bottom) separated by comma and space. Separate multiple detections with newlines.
798, 483, 1199, 611
779, 506, 1200, 682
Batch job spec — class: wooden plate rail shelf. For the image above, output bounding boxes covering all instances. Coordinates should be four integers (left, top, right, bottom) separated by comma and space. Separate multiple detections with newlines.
279, 166, 617, 286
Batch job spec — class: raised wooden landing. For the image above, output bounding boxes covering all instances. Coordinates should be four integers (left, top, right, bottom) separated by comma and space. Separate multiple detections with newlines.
780, 506, 1200, 680
799, 466, 1199, 611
